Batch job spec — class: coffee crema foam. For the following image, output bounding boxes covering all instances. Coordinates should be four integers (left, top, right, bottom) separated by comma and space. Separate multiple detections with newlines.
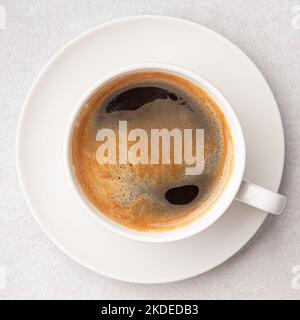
71, 71, 233, 231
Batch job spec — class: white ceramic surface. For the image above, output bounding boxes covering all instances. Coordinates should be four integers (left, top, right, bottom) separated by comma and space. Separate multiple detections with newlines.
64, 62, 246, 243
16, 16, 285, 284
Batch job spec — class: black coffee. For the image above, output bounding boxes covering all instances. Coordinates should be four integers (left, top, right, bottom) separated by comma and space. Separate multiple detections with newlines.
71, 71, 233, 231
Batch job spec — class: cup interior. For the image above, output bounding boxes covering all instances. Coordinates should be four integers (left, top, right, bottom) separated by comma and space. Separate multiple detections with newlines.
64, 63, 245, 243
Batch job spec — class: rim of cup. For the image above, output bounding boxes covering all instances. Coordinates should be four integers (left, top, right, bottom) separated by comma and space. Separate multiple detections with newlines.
64, 62, 246, 243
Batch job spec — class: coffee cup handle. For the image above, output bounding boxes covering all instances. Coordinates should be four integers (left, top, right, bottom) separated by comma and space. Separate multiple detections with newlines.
235, 179, 286, 215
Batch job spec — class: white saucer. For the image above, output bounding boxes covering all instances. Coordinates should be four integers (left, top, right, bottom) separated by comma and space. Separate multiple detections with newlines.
17, 16, 285, 284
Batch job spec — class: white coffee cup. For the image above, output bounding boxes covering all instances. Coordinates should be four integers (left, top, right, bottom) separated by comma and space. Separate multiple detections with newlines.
64, 63, 286, 243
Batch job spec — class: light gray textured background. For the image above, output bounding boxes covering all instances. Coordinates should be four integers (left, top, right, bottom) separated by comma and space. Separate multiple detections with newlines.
0, 0, 299, 300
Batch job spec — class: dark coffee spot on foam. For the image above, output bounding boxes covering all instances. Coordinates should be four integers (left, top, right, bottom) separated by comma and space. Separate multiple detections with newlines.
165, 185, 199, 205
168, 92, 178, 101
106, 87, 181, 112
